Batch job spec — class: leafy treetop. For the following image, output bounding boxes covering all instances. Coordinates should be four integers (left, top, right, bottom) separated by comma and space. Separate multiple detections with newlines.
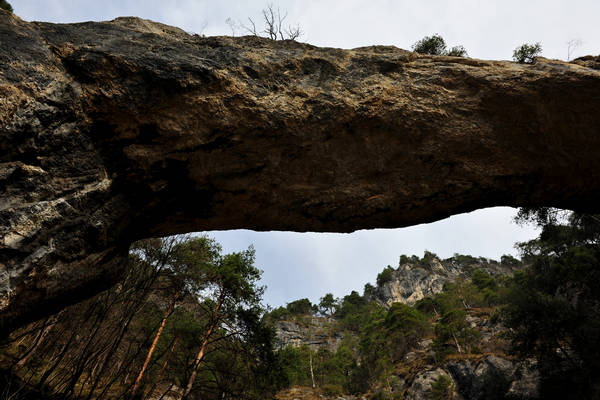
0, 1, 12, 12
512, 43, 542, 63
412, 34, 468, 57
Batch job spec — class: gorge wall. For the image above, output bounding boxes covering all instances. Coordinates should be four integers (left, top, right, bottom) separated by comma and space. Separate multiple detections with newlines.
1, 10, 600, 333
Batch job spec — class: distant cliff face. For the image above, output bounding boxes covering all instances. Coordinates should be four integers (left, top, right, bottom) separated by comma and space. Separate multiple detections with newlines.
274, 316, 343, 352
272, 261, 540, 399
370, 257, 522, 306
2, 9, 600, 333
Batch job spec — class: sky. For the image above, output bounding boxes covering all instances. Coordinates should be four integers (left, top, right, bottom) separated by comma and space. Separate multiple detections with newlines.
12, 0, 597, 307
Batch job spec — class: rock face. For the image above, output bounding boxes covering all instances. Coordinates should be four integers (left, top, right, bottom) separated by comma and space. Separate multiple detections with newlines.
445, 356, 539, 400
401, 356, 539, 399
275, 316, 343, 352
371, 257, 521, 306
1, 11, 600, 333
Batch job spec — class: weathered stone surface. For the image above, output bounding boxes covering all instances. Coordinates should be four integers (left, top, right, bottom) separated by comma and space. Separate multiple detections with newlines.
445, 356, 539, 400
369, 257, 521, 306
405, 368, 455, 400
1, 10, 600, 333
275, 316, 343, 352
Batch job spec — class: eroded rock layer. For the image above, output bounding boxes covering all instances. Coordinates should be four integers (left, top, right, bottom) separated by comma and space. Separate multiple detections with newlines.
1, 10, 600, 333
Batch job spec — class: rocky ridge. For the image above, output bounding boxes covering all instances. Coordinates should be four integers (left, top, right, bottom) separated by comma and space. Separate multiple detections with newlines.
1, 10, 600, 333
370, 256, 521, 306
273, 257, 539, 399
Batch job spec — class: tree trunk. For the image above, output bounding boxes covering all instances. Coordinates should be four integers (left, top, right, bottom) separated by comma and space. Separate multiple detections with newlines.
14, 315, 56, 368
147, 337, 179, 399
309, 350, 315, 389
181, 296, 223, 400
131, 291, 179, 397
452, 332, 463, 354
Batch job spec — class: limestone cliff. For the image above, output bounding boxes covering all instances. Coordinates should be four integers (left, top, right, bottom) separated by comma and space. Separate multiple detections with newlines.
1, 10, 600, 333
369, 256, 521, 306
274, 316, 343, 352
272, 258, 539, 398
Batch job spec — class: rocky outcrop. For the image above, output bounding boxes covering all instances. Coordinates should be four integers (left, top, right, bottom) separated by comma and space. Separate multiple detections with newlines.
370, 257, 521, 306
275, 316, 343, 352
405, 368, 455, 400
401, 356, 539, 399
1, 10, 600, 333
445, 356, 539, 399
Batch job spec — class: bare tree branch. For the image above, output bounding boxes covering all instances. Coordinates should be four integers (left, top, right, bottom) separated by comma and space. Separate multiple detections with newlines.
225, 17, 237, 37
240, 17, 258, 36
286, 23, 303, 40
237, 3, 303, 41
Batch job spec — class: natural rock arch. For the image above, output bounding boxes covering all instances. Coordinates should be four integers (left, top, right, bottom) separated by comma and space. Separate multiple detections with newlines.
1, 11, 600, 334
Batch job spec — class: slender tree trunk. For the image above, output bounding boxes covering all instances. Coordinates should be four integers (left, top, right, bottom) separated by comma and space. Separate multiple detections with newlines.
86, 298, 146, 400
461, 299, 470, 310
37, 327, 78, 389
451, 332, 463, 354
181, 296, 223, 400
14, 316, 55, 368
181, 323, 217, 400
158, 383, 175, 400
131, 291, 179, 398
147, 337, 179, 399
309, 351, 315, 389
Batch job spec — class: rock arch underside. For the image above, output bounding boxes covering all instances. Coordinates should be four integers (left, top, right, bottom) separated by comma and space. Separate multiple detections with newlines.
1, 11, 600, 334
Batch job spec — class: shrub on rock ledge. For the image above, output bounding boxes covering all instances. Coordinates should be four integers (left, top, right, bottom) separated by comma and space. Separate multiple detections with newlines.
513, 42, 542, 63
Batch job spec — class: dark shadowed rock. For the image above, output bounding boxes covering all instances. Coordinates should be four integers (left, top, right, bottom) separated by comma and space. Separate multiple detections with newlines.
445, 356, 539, 399
1, 10, 600, 333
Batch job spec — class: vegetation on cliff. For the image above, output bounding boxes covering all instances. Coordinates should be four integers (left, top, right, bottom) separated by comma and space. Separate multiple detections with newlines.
1, 208, 598, 399
501, 209, 600, 399
265, 252, 518, 398
0, 1, 12, 12
267, 209, 600, 399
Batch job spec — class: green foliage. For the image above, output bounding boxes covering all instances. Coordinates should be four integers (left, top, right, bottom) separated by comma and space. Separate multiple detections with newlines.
376, 266, 395, 286
319, 342, 356, 388
0, 0, 12, 12
358, 303, 430, 387
415, 296, 441, 316
430, 375, 453, 400
412, 34, 447, 55
336, 291, 384, 332
319, 293, 338, 316
501, 209, 600, 399
512, 42, 542, 63
363, 282, 376, 298
321, 384, 344, 397
399, 254, 411, 265
422, 250, 439, 264
446, 45, 468, 57
276, 345, 313, 387
266, 305, 290, 321
2, 235, 279, 400
286, 298, 317, 315
433, 308, 480, 357
412, 34, 468, 57
500, 254, 521, 266
384, 303, 430, 355
450, 253, 479, 266
471, 269, 497, 291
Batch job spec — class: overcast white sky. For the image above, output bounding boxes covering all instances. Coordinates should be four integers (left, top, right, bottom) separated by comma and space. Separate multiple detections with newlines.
12, 1, 597, 307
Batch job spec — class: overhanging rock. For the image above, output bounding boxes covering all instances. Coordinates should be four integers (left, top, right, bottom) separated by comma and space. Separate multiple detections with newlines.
1, 11, 599, 333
